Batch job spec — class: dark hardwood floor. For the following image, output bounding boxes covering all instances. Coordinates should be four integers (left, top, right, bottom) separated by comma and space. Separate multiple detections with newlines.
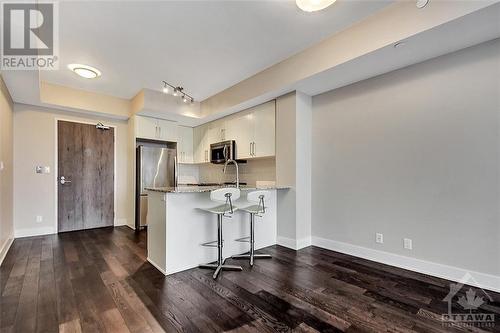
1, 226, 499, 332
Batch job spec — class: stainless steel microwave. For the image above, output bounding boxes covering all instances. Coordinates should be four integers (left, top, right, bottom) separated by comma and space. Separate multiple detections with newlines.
210, 140, 235, 164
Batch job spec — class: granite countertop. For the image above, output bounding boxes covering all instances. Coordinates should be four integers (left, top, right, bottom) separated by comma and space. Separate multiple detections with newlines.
145, 185, 289, 193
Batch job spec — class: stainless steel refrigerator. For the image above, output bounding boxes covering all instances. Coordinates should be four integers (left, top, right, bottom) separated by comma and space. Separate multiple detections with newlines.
136, 144, 177, 229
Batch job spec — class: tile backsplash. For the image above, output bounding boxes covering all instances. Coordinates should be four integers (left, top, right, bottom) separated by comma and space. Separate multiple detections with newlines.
178, 157, 276, 186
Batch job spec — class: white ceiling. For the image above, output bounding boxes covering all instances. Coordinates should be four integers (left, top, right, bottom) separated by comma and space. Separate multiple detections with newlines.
35, 0, 392, 101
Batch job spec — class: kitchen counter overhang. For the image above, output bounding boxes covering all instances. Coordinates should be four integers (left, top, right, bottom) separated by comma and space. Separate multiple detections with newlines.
145, 185, 289, 193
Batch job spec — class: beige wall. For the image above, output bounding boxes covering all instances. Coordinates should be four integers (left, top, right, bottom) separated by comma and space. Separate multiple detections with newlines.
0, 76, 14, 262
40, 81, 132, 119
13, 104, 134, 237
312, 39, 500, 276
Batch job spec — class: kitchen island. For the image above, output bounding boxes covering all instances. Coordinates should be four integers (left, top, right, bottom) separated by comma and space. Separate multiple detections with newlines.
146, 185, 287, 275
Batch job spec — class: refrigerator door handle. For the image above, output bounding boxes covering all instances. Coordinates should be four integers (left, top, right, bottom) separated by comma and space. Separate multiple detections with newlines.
174, 155, 178, 187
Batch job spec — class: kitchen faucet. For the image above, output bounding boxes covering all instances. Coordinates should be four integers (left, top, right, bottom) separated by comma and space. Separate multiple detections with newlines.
223, 159, 239, 188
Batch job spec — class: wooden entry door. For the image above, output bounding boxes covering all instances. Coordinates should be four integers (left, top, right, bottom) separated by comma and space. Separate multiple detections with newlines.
58, 120, 115, 232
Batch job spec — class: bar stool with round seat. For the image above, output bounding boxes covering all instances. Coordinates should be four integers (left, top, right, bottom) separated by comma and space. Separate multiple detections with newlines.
199, 187, 243, 279
232, 190, 272, 266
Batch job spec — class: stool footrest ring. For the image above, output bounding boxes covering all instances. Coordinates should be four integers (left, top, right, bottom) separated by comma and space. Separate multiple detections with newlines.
200, 240, 221, 247
234, 236, 250, 243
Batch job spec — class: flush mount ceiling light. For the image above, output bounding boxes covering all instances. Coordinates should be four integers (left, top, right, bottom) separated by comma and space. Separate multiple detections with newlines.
296, 0, 336, 12
162, 81, 194, 104
68, 64, 102, 79
416, 0, 429, 9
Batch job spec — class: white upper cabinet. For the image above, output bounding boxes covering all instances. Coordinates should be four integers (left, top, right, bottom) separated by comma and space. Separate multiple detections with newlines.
191, 99, 276, 163
226, 110, 253, 159
225, 101, 275, 159
135, 116, 159, 140
207, 119, 225, 144
193, 124, 209, 163
157, 119, 178, 142
252, 101, 275, 158
177, 126, 193, 164
135, 116, 177, 142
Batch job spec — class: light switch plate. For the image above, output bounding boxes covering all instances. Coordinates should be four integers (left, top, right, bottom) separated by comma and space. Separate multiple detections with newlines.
36, 215, 43, 223
376, 233, 384, 244
44, 166, 51, 174
0, 161, 4, 171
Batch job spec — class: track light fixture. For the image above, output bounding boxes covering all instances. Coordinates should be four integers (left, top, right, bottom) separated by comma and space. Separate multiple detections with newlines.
162, 81, 194, 104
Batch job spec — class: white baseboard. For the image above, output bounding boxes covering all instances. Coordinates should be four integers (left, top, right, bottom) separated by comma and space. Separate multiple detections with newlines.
0, 236, 14, 266
277, 236, 298, 250
14, 226, 56, 238
296, 236, 312, 250
312, 236, 500, 293
114, 218, 128, 226
147, 257, 167, 275
277, 235, 312, 250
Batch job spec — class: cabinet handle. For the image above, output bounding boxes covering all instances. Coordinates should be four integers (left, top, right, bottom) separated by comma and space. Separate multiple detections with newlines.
253, 142, 256, 156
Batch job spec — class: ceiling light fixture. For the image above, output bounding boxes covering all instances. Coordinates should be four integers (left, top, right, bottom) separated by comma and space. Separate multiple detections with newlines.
296, 0, 336, 12
68, 64, 101, 79
162, 81, 194, 104
416, 0, 429, 9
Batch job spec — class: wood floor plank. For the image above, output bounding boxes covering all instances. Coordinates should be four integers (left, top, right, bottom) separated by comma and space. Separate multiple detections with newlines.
2, 227, 499, 333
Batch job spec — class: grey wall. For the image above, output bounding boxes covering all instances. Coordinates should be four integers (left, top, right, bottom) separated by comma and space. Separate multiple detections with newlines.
312, 39, 500, 276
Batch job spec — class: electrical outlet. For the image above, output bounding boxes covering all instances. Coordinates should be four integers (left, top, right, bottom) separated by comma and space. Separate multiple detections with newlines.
404, 238, 412, 250
376, 233, 383, 244
36, 215, 43, 223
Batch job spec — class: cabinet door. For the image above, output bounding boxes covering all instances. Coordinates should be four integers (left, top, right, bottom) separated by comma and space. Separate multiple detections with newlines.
158, 119, 178, 142
207, 119, 224, 145
136, 116, 159, 140
193, 124, 208, 163
177, 126, 193, 163
252, 101, 275, 157
227, 110, 253, 159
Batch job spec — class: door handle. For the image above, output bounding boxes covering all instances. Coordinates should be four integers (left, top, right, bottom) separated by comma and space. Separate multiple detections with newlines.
60, 176, 71, 185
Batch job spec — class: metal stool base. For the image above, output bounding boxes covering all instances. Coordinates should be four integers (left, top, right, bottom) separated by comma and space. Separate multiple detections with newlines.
232, 253, 271, 266
199, 262, 243, 279
199, 213, 242, 279
231, 212, 272, 266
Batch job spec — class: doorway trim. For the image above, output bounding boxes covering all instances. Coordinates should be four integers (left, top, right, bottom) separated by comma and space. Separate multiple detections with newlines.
54, 118, 117, 233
